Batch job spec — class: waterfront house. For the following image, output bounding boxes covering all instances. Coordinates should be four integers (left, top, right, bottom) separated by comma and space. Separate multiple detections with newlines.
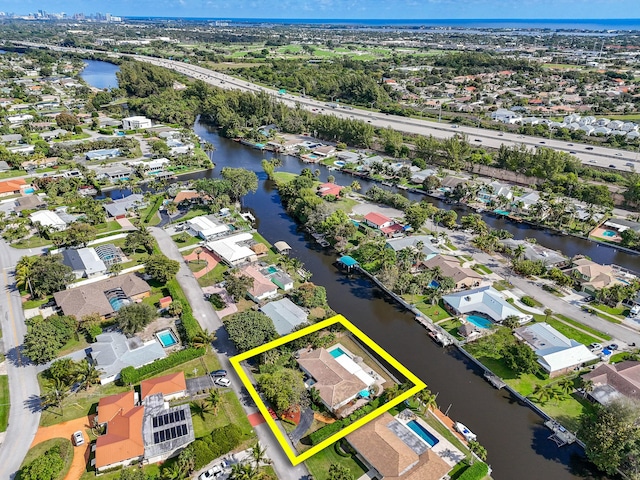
442, 286, 530, 323
297, 347, 374, 415
514, 323, 598, 377
206, 232, 257, 266
260, 298, 308, 335
317, 182, 344, 198
186, 215, 229, 240
569, 258, 623, 296
122, 116, 152, 130
103, 194, 146, 218
95, 165, 131, 182
499, 239, 568, 267
363, 212, 405, 237
417, 256, 483, 289
583, 361, 640, 405
346, 412, 451, 480
385, 235, 440, 261
238, 264, 278, 302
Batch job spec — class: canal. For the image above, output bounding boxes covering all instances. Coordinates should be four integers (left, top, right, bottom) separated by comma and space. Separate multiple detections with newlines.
82, 64, 609, 479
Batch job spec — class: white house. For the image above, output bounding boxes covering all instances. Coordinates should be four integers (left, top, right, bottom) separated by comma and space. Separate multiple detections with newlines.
186, 215, 229, 240
491, 108, 522, 124
206, 232, 257, 266
514, 323, 598, 377
122, 116, 152, 130
30, 210, 69, 231
443, 286, 531, 323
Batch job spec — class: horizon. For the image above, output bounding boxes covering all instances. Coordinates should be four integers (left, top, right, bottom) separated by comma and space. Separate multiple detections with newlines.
9, 1, 640, 21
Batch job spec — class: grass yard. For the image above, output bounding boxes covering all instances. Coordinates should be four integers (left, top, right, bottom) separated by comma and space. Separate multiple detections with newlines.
94, 220, 122, 236
171, 232, 201, 247
22, 295, 53, 310
554, 314, 612, 341
0, 169, 28, 180
591, 302, 629, 319
305, 441, 367, 480
189, 390, 254, 439
0, 375, 9, 432
544, 317, 602, 345
272, 172, 298, 183
472, 263, 492, 275
415, 299, 450, 322
492, 280, 513, 291
334, 334, 395, 386
188, 259, 208, 273
175, 207, 211, 223
437, 318, 465, 340
12, 235, 52, 249
17, 438, 74, 480
197, 262, 228, 287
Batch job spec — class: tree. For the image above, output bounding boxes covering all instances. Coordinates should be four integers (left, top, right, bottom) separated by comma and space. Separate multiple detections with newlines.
109, 263, 123, 276
422, 175, 441, 192
502, 315, 521, 329
257, 368, 307, 413
223, 311, 278, 353
225, 272, 254, 302
469, 440, 488, 461
168, 300, 183, 316
118, 469, 147, 480
124, 227, 154, 254
15, 255, 37, 297
20, 445, 65, 480
55, 112, 79, 131
580, 399, 640, 477
116, 303, 157, 336
76, 359, 101, 391
250, 442, 269, 469
290, 283, 327, 308
221, 167, 258, 203
327, 463, 354, 480
501, 341, 540, 375
190, 400, 213, 420
23, 315, 76, 364
145, 254, 180, 283
30, 255, 74, 298
404, 203, 429, 231
58, 222, 97, 247
208, 389, 221, 415
162, 463, 186, 480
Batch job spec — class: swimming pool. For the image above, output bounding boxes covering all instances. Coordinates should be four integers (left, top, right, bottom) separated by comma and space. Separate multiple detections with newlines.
329, 347, 348, 358
108, 297, 127, 311
406, 420, 439, 447
265, 265, 278, 274
23, 188, 35, 194
428, 280, 440, 289
602, 230, 617, 237
156, 329, 178, 348
307, 154, 320, 159
334, 160, 346, 167
467, 315, 493, 329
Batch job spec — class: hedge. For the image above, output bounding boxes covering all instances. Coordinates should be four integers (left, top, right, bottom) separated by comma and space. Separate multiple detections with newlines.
309, 397, 383, 445
521, 296, 536, 307
457, 462, 489, 480
120, 347, 205, 385
194, 424, 243, 469
166, 279, 204, 344
143, 195, 163, 224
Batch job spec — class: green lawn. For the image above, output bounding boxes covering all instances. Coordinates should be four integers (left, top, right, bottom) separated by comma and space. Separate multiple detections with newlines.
22, 295, 53, 310
171, 232, 201, 247
543, 318, 602, 345
472, 263, 492, 275
305, 441, 367, 480
554, 314, 612, 341
17, 438, 74, 480
591, 303, 628, 318
12, 235, 52, 249
0, 169, 28, 180
94, 221, 122, 236
272, 172, 298, 183
197, 263, 228, 287
415, 299, 450, 322
188, 260, 208, 273
189, 390, 253, 439
178, 207, 212, 223
0, 375, 9, 432
437, 318, 465, 340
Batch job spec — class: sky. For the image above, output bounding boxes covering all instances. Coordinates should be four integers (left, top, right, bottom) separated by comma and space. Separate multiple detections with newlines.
2, 0, 640, 20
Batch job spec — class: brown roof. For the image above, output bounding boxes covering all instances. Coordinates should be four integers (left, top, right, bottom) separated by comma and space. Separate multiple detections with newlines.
297, 348, 366, 409
140, 372, 186, 400
53, 273, 150, 318
239, 265, 276, 299
419, 255, 482, 287
14, 195, 46, 212
584, 361, 640, 401
173, 190, 208, 203
250, 243, 268, 255
98, 391, 135, 423
95, 399, 145, 469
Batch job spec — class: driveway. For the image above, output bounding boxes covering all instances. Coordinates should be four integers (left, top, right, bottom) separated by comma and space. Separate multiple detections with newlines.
30, 414, 95, 480
150, 228, 310, 480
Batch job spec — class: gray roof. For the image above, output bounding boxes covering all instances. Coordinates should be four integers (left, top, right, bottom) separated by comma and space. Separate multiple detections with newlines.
260, 298, 308, 335
142, 395, 194, 460
104, 194, 145, 217
90, 332, 166, 380
499, 238, 567, 266
443, 286, 526, 321
270, 271, 294, 287
0, 133, 22, 143
0, 161, 9, 171
385, 235, 440, 257
86, 148, 121, 160
14, 195, 47, 212
62, 247, 107, 276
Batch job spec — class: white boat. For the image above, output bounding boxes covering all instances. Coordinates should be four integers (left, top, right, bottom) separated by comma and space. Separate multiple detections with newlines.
455, 422, 477, 442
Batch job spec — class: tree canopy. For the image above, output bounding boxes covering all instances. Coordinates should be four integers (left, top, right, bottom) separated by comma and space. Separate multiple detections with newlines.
144, 254, 180, 284
223, 311, 278, 353
116, 303, 157, 336
257, 367, 307, 413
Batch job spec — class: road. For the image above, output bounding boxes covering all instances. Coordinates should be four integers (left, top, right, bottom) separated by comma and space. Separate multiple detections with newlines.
0, 239, 42, 479
150, 228, 310, 480
14, 41, 640, 172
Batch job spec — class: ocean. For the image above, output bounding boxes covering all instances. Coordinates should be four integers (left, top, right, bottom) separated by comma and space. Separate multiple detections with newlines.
125, 17, 640, 31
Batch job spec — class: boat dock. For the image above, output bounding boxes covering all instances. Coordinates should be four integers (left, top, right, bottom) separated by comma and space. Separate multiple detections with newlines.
484, 371, 506, 389
416, 316, 453, 347
545, 420, 576, 446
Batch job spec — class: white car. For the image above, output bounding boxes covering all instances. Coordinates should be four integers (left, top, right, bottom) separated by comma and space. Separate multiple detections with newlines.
72, 431, 84, 446
215, 377, 231, 387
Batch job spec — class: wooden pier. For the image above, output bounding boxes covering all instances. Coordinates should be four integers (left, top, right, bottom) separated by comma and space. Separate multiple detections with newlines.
484, 371, 506, 389
544, 420, 576, 446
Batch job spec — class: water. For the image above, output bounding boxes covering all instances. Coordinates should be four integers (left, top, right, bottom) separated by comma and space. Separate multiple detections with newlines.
406, 420, 440, 447
80, 60, 120, 89
193, 118, 607, 479
157, 329, 178, 348
329, 347, 348, 358
467, 315, 493, 329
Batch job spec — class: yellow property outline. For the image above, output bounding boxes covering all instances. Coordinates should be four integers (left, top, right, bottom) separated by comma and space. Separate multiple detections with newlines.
229, 314, 426, 465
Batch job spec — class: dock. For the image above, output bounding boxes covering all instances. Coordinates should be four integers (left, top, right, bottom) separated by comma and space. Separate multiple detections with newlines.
544, 420, 576, 446
484, 371, 506, 389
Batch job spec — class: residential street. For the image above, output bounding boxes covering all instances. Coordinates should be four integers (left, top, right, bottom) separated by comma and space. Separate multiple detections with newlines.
150, 228, 310, 480
0, 239, 42, 479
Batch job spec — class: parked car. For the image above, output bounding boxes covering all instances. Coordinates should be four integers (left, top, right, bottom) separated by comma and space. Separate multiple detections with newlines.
589, 343, 603, 353
72, 431, 84, 446
210, 370, 227, 377
607, 344, 619, 351
215, 377, 231, 387
199, 465, 224, 480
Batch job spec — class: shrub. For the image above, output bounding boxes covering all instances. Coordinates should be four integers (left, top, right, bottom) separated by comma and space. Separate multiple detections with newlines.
208, 424, 242, 457
309, 420, 344, 445
119, 347, 205, 385
167, 279, 204, 344
21, 445, 65, 480
334, 440, 351, 457
521, 296, 536, 307
193, 440, 216, 470
457, 462, 489, 480
208, 293, 226, 310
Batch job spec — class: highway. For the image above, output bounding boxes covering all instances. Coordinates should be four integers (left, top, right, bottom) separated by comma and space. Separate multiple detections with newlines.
15, 41, 640, 172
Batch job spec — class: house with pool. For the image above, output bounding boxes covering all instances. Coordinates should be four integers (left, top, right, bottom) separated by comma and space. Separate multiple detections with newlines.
442, 286, 531, 327
346, 411, 461, 480
296, 345, 378, 417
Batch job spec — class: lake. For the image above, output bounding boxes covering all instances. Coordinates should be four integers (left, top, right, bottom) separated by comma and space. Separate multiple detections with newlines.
80, 60, 120, 89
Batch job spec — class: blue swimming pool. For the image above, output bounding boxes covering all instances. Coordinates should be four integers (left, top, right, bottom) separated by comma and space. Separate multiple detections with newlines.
23, 188, 35, 194
602, 230, 617, 237
157, 329, 178, 348
467, 315, 493, 329
428, 280, 440, 289
330, 347, 348, 358
406, 420, 439, 447
109, 297, 127, 311
266, 265, 278, 274
334, 160, 346, 167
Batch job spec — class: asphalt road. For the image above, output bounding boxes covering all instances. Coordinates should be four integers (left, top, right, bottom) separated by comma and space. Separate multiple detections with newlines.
150, 227, 310, 480
0, 239, 42, 479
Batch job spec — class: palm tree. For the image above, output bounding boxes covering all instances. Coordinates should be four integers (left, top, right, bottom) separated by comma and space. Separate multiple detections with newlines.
166, 201, 178, 219
162, 463, 186, 480
207, 389, 221, 415
414, 388, 437, 415
581, 378, 594, 399
229, 463, 260, 480
468, 440, 487, 461
350, 180, 361, 192
513, 244, 526, 261
194, 247, 203, 265
557, 378, 574, 396
15, 255, 37, 297
109, 263, 123, 276
531, 384, 552, 404
77, 360, 101, 391
190, 400, 213, 420
177, 445, 196, 475
250, 442, 269, 469
191, 329, 216, 350
41, 379, 69, 415
544, 308, 553, 321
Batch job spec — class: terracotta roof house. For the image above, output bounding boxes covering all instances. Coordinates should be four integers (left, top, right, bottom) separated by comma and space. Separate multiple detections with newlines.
346, 412, 451, 480
296, 348, 369, 414
317, 182, 344, 198
173, 190, 205, 204
95, 377, 194, 472
418, 255, 483, 289
583, 361, 640, 405
53, 273, 151, 319
364, 212, 405, 237
238, 264, 278, 303
0, 178, 26, 197
140, 372, 187, 401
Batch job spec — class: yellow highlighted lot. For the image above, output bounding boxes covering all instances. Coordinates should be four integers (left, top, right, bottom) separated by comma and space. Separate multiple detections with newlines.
230, 314, 426, 465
